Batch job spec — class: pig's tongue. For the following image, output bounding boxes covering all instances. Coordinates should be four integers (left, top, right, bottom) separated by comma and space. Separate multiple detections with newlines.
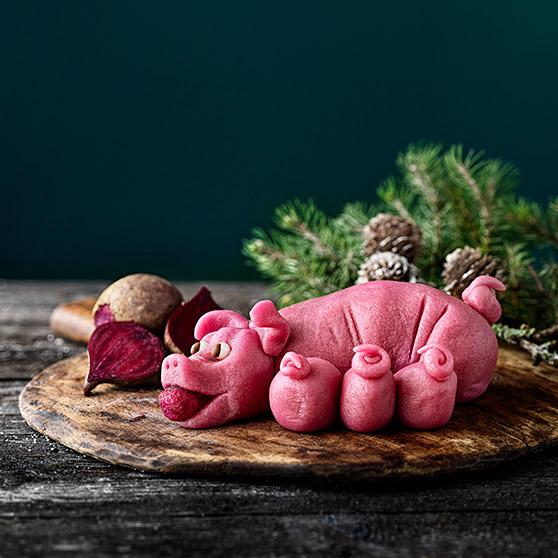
159, 386, 210, 421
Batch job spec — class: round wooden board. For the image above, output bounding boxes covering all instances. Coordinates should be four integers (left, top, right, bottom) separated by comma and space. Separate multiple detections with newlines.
19, 347, 558, 481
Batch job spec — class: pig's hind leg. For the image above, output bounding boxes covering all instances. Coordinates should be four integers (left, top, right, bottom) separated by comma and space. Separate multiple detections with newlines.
394, 345, 458, 429
269, 352, 342, 432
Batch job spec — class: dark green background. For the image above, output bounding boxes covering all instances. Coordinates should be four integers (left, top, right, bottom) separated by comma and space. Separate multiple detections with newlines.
2, 1, 557, 280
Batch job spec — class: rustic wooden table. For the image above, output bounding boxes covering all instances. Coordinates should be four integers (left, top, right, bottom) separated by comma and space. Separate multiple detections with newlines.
2, 281, 558, 557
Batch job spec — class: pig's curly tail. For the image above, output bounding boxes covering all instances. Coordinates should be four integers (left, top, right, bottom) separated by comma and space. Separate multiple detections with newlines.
417, 344, 454, 381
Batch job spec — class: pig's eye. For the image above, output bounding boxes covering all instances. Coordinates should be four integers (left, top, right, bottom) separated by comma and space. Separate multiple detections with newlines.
211, 342, 231, 360
190, 341, 209, 355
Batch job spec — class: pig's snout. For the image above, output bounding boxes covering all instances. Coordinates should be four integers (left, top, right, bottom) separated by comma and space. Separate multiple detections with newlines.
161, 353, 191, 389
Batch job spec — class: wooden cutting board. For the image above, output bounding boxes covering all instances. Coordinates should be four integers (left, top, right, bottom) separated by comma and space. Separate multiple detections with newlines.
19, 346, 558, 480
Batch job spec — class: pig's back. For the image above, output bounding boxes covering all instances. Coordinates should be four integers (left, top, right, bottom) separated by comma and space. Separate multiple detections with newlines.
279, 281, 459, 372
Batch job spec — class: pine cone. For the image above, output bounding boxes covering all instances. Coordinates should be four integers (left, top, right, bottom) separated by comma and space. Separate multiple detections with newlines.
442, 246, 505, 296
356, 252, 418, 284
362, 213, 422, 262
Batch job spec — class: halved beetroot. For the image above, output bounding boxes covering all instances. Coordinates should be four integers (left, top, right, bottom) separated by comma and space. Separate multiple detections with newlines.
164, 287, 221, 354
84, 321, 165, 395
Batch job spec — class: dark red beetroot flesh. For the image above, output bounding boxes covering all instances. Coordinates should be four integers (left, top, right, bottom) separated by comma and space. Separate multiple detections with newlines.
164, 286, 221, 354
93, 304, 114, 327
84, 321, 165, 395
159, 386, 213, 421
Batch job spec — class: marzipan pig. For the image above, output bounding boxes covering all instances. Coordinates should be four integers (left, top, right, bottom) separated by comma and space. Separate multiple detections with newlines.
160, 276, 505, 431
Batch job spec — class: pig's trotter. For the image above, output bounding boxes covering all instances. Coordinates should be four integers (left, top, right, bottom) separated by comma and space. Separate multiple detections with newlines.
269, 351, 341, 432
394, 344, 458, 429
340, 344, 396, 432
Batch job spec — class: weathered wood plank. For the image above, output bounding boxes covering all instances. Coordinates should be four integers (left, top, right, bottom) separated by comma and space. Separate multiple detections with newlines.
1, 510, 557, 558
3, 383, 558, 513
2, 457, 558, 515
0, 334, 84, 380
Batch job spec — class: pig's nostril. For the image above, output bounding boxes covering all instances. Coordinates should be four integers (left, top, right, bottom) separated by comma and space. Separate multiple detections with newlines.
173, 358, 179, 368
165, 361, 170, 370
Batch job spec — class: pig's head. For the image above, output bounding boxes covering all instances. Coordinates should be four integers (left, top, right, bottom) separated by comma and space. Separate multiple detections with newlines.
159, 300, 290, 428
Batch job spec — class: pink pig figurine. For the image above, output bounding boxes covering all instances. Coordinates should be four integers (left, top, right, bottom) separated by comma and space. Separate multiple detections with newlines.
269, 352, 342, 432
160, 276, 505, 431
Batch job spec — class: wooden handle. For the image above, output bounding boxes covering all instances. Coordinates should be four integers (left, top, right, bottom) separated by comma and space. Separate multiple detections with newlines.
49, 298, 96, 344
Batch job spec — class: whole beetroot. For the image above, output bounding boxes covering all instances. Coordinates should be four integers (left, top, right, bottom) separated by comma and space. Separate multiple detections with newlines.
93, 273, 182, 332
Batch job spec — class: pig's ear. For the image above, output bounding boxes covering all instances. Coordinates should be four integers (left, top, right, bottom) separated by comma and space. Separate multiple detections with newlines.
249, 300, 290, 356
194, 310, 249, 340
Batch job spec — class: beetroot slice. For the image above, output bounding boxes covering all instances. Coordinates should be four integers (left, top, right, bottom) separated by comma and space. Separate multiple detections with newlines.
164, 286, 221, 354
84, 321, 165, 395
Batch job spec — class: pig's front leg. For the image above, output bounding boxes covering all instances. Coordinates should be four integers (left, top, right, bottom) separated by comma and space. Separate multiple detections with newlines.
269, 352, 342, 432
394, 345, 457, 429
340, 344, 396, 432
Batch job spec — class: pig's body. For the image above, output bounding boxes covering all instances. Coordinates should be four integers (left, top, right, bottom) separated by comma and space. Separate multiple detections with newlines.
279, 281, 497, 402
160, 276, 505, 431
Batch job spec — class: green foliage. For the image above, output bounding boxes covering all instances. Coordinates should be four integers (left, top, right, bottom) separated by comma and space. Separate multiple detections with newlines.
243, 143, 558, 334
377, 143, 523, 284
243, 200, 363, 306
512, 197, 558, 249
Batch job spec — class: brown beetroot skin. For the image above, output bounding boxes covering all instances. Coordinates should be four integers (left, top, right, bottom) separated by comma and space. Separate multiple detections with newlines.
93, 273, 182, 332
84, 321, 165, 395
164, 287, 221, 354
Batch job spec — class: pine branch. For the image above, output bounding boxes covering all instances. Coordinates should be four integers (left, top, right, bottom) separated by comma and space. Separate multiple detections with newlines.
520, 339, 558, 367
333, 201, 376, 235
533, 324, 558, 341
243, 200, 359, 306
276, 200, 339, 261
497, 243, 555, 327
444, 146, 490, 250
513, 197, 558, 249
477, 159, 521, 255
376, 177, 417, 223
397, 144, 446, 268
398, 143, 444, 207
493, 324, 558, 367
540, 263, 558, 323
442, 146, 520, 255
244, 142, 558, 367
